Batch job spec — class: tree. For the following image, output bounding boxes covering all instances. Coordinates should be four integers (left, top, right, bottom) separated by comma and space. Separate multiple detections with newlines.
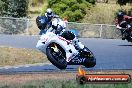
0, 0, 8, 16
1, 0, 29, 17
45, 0, 95, 22
0, 0, 5, 15
0, 0, 29, 34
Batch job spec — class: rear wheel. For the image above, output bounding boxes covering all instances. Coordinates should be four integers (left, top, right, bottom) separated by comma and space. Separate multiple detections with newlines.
46, 43, 67, 69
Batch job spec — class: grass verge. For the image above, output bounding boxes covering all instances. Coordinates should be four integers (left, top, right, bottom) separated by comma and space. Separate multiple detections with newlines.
20, 80, 131, 88
0, 71, 132, 88
0, 46, 49, 66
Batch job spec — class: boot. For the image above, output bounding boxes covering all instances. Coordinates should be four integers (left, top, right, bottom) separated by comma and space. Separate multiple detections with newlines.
122, 33, 125, 40
73, 38, 84, 50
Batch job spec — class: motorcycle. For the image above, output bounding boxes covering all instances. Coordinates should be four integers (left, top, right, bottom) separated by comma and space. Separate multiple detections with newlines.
36, 19, 96, 69
120, 25, 132, 42
118, 20, 132, 42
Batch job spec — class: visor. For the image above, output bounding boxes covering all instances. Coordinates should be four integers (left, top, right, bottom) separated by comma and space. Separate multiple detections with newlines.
47, 12, 52, 15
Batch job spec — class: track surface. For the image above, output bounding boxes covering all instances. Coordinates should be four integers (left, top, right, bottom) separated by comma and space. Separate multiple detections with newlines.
0, 35, 132, 73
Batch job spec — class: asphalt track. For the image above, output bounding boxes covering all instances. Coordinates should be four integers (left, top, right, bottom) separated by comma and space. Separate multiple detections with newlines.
0, 35, 132, 73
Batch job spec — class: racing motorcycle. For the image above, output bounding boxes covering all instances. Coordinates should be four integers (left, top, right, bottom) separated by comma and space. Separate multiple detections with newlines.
36, 19, 96, 69
119, 21, 132, 42
122, 28, 132, 42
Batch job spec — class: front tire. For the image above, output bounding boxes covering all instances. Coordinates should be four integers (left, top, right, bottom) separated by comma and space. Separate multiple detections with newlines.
46, 43, 67, 69
84, 57, 96, 68
80, 47, 96, 68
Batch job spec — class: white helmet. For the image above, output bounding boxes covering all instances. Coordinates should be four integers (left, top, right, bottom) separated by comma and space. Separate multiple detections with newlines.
46, 8, 53, 17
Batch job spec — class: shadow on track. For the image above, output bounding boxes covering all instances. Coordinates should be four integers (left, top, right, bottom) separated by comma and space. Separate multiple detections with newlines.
118, 44, 132, 46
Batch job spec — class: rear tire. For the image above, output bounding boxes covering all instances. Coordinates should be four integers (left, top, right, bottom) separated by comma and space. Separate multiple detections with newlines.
46, 43, 67, 69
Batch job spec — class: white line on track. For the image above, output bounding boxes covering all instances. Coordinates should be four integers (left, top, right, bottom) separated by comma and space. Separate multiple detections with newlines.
0, 63, 52, 70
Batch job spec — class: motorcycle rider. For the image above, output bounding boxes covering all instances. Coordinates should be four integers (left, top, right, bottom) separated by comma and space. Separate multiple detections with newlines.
36, 8, 54, 35
51, 16, 84, 51
115, 11, 132, 40
36, 8, 84, 51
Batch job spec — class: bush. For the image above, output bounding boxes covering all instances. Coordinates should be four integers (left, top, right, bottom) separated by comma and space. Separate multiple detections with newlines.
0, 0, 5, 15
0, 0, 4, 10
73, 10, 84, 21
62, 11, 74, 21
52, 2, 68, 15
48, 0, 60, 6
70, 3, 87, 14
1, 0, 29, 18
62, 0, 77, 6
44, 0, 95, 22
0, 0, 29, 34
86, 0, 95, 4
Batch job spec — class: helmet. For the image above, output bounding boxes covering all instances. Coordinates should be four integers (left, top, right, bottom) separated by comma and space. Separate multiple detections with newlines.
117, 12, 124, 19
46, 8, 53, 18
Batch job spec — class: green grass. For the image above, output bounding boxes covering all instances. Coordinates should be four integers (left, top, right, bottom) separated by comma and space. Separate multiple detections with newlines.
0, 79, 131, 88
0, 46, 49, 66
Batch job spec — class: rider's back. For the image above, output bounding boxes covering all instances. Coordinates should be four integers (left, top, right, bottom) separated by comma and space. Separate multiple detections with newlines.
36, 15, 51, 30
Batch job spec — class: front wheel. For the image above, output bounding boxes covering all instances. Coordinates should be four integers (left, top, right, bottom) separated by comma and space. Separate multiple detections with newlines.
80, 47, 96, 68
46, 43, 67, 69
